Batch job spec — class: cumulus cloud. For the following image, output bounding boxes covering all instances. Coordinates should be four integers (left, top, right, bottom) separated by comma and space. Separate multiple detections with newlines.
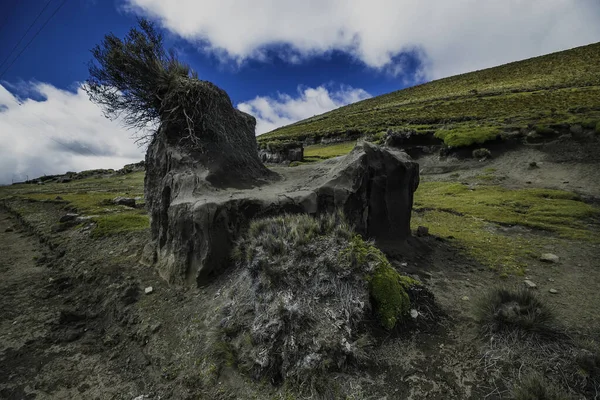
237, 85, 371, 135
124, 0, 600, 79
0, 82, 146, 185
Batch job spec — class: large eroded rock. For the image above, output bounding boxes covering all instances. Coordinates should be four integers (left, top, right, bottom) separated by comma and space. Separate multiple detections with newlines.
144, 140, 419, 286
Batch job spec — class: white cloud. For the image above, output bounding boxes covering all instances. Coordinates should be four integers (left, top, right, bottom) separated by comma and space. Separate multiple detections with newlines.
124, 0, 600, 79
237, 85, 371, 135
0, 82, 146, 185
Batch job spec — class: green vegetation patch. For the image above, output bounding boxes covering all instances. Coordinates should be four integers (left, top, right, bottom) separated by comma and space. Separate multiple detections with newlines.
257, 43, 600, 147
258, 140, 303, 152
303, 141, 356, 160
435, 126, 500, 147
414, 182, 598, 240
412, 182, 599, 273
340, 233, 420, 330
0, 170, 149, 238
91, 213, 149, 238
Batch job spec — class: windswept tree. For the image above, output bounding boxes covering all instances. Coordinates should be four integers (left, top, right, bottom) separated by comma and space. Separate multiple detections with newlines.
85, 18, 274, 185
85, 19, 193, 140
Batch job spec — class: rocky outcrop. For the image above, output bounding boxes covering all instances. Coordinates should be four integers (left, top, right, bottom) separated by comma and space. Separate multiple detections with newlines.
258, 142, 304, 164
144, 138, 419, 286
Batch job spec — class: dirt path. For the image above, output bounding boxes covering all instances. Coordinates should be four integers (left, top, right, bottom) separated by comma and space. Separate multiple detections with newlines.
0, 210, 143, 399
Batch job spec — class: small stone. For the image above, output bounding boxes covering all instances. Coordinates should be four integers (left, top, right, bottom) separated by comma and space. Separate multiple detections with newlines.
59, 213, 79, 223
4, 227, 14, 233
540, 253, 559, 263
461, 296, 470, 301
400, 262, 408, 267
150, 323, 162, 333
113, 196, 136, 208
524, 279, 537, 289
548, 278, 555, 282
410, 309, 418, 319
549, 289, 558, 294
109, 251, 114, 255
144, 286, 153, 295
416, 226, 429, 237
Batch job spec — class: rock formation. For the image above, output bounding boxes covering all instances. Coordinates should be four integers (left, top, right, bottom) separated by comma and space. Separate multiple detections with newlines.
142, 82, 419, 286
258, 142, 304, 164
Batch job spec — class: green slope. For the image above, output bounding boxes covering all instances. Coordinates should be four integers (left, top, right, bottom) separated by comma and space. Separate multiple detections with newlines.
258, 42, 600, 147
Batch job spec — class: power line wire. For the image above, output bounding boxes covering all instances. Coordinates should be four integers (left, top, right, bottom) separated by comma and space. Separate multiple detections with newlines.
0, 0, 68, 79
0, 0, 54, 72
0, 0, 22, 34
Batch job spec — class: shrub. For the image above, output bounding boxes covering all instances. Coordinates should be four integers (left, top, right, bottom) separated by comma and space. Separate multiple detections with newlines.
535, 125, 556, 136
475, 288, 558, 338
576, 351, 600, 389
511, 373, 572, 400
472, 148, 492, 160
220, 212, 424, 388
258, 140, 303, 152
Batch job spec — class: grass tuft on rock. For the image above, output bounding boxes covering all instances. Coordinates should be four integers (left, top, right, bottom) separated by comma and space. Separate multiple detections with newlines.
475, 288, 558, 339
220, 212, 425, 390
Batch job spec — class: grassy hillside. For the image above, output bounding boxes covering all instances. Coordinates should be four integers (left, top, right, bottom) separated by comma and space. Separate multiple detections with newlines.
259, 42, 600, 147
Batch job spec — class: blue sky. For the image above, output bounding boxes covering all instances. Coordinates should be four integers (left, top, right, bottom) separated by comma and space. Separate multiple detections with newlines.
1, 0, 599, 183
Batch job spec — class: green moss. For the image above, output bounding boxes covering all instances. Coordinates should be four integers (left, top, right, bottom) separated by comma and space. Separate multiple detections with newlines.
435, 126, 499, 148
303, 141, 356, 159
369, 265, 411, 330
91, 213, 149, 238
341, 234, 419, 330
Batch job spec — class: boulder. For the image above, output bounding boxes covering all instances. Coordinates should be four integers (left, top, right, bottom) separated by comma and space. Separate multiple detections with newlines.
472, 148, 492, 160
113, 197, 136, 208
59, 213, 79, 223
416, 226, 429, 237
144, 140, 419, 286
540, 253, 560, 263
258, 143, 304, 163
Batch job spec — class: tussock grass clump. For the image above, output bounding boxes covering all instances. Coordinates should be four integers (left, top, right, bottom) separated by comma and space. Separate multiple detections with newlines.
220, 212, 425, 389
475, 288, 558, 339
511, 373, 573, 400
91, 213, 149, 238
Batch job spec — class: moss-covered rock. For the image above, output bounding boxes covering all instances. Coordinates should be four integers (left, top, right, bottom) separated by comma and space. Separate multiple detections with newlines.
339, 233, 420, 330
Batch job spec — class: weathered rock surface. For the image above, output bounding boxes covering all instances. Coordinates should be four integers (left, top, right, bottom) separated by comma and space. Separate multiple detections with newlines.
113, 196, 136, 208
258, 145, 304, 164
540, 253, 560, 263
144, 140, 419, 286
